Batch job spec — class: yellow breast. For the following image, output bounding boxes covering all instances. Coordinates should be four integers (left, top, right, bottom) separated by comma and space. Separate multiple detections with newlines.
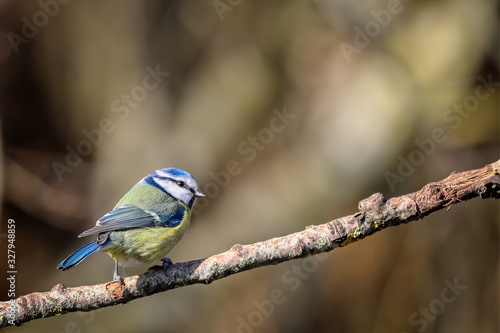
102, 217, 190, 266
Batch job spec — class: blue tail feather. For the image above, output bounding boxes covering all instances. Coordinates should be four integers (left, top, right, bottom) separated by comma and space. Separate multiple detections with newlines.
57, 239, 109, 270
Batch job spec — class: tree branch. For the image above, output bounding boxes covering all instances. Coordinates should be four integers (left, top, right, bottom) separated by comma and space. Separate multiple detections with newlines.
2, 159, 499, 328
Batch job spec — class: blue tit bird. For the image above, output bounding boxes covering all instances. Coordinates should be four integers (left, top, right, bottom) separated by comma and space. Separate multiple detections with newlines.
57, 168, 204, 282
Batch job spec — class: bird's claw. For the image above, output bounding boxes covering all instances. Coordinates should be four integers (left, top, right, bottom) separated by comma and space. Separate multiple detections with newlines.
113, 273, 124, 284
161, 258, 173, 276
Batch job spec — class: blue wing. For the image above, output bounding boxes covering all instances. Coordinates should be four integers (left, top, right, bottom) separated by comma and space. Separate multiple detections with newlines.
78, 204, 186, 238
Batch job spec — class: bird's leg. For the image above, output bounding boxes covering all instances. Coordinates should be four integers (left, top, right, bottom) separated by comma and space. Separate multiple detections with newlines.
113, 259, 123, 283
161, 258, 173, 276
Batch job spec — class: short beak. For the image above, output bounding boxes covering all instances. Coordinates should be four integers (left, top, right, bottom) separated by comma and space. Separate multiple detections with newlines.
194, 189, 205, 197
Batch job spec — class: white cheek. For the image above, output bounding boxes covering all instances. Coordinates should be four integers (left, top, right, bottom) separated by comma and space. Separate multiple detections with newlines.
154, 177, 192, 206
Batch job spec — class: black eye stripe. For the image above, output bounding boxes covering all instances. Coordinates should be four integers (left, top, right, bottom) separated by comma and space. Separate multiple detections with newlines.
166, 177, 194, 193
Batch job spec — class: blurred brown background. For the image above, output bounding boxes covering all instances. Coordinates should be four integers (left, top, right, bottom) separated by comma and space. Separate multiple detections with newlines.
0, 1, 498, 332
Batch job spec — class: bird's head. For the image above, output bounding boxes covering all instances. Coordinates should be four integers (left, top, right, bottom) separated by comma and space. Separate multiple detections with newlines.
140, 168, 205, 208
